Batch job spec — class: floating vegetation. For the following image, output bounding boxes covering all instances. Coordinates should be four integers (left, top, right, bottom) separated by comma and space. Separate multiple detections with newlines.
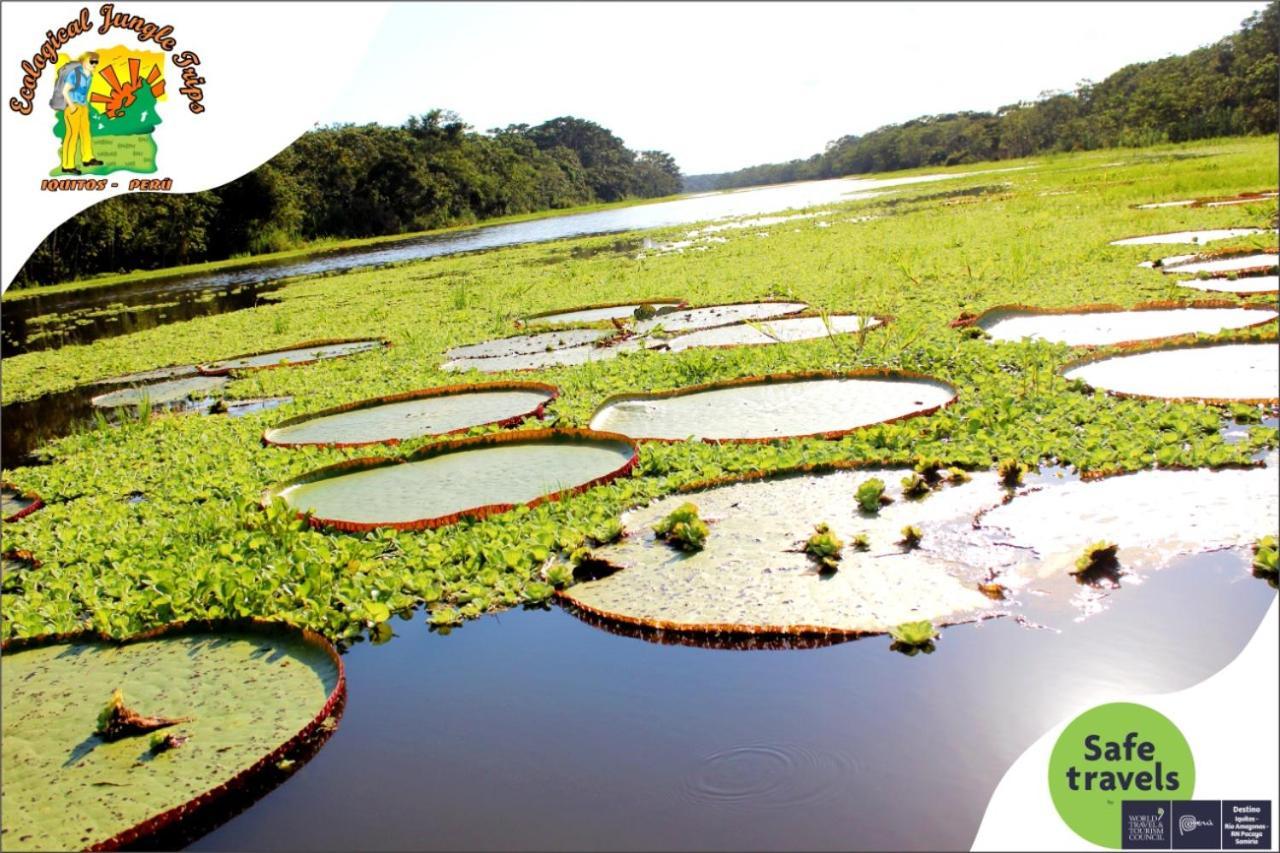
1072, 541, 1120, 576
261, 382, 558, 448
856, 478, 889, 513
804, 523, 844, 571
888, 620, 937, 653
1109, 228, 1264, 245
1253, 535, 1277, 581
1176, 273, 1279, 295
976, 458, 1280, 577
559, 468, 1008, 638
653, 502, 709, 552
899, 525, 923, 549
589, 371, 956, 441
524, 300, 685, 326
197, 339, 386, 375
900, 473, 931, 499
998, 459, 1028, 487
1062, 341, 1279, 403
1, 482, 43, 522
89, 375, 230, 410
972, 304, 1276, 347
653, 314, 883, 353
266, 429, 638, 532
0, 621, 344, 851
632, 301, 808, 334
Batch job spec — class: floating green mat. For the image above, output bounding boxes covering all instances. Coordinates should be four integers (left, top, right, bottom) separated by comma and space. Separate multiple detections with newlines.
1109, 228, 1264, 246
977, 455, 1280, 577
525, 300, 685, 326
89, 375, 229, 409
262, 383, 558, 448
633, 301, 808, 334
589, 372, 956, 441
444, 329, 606, 361
656, 314, 882, 352
266, 428, 638, 531
1063, 342, 1280, 403
2, 483, 43, 522
560, 468, 1009, 637
197, 339, 385, 375
1177, 274, 1278, 295
1, 621, 344, 852
974, 304, 1276, 347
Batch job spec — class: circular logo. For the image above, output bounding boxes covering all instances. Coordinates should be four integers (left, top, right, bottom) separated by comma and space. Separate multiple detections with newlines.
1048, 702, 1195, 848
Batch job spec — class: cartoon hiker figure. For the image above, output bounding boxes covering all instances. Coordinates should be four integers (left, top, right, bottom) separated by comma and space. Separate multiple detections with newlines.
51, 51, 105, 174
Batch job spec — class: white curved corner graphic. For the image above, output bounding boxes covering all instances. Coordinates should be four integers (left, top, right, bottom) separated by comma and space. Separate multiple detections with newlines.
972, 599, 1278, 850
0, 2, 390, 290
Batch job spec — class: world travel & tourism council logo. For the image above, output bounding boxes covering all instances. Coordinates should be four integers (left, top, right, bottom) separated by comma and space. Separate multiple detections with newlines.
8, 5, 207, 191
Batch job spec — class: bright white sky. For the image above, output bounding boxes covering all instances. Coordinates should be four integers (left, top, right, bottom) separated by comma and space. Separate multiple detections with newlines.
329, 2, 1268, 174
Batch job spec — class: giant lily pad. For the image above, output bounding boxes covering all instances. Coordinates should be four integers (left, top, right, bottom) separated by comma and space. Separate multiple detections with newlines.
262, 383, 558, 448
1147, 251, 1278, 275
1063, 342, 1279, 403
0, 621, 344, 851
525, 300, 685, 326
90, 375, 229, 409
444, 329, 607, 361
443, 338, 635, 373
975, 304, 1276, 346
1176, 274, 1279, 295
560, 468, 1009, 637
654, 314, 883, 353
197, 339, 386, 376
1109, 228, 1263, 245
589, 372, 956, 441
2, 482, 43, 522
266, 428, 638, 532
1135, 190, 1278, 209
977, 460, 1280, 577
633, 301, 808, 334
101, 365, 199, 385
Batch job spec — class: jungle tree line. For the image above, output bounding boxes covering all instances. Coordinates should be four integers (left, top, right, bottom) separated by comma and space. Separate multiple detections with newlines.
14, 114, 683, 287
685, 2, 1279, 191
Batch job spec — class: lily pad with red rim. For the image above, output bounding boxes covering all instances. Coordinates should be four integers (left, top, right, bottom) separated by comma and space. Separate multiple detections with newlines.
197, 339, 387, 376
0, 620, 345, 852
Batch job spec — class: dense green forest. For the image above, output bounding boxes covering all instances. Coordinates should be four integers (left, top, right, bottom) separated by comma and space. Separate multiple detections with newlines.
686, 2, 1278, 191
14, 114, 682, 287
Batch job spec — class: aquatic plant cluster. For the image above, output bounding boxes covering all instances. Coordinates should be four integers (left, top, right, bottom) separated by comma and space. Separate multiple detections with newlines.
1, 137, 1277, 646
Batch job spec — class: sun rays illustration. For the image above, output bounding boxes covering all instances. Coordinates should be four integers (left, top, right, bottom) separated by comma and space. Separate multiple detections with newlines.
91, 56, 165, 119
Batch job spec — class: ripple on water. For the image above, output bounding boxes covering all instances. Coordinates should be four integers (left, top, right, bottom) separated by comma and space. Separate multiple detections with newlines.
681, 744, 860, 811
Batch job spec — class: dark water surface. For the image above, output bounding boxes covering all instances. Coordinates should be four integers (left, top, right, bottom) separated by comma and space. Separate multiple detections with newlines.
191, 550, 1274, 852
1, 173, 969, 355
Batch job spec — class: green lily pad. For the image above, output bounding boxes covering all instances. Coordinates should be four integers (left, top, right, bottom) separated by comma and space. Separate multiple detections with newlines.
262, 383, 558, 448
589, 373, 956, 441
1, 622, 344, 851
198, 339, 385, 375
267, 429, 637, 531
1063, 342, 1279, 402
89, 376, 230, 409
561, 468, 1009, 637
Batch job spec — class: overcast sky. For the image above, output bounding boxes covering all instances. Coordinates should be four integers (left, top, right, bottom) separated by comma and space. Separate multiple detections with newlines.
328, 2, 1268, 174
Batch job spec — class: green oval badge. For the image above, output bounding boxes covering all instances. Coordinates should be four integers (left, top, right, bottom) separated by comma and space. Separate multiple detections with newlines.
1048, 702, 1195, 848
